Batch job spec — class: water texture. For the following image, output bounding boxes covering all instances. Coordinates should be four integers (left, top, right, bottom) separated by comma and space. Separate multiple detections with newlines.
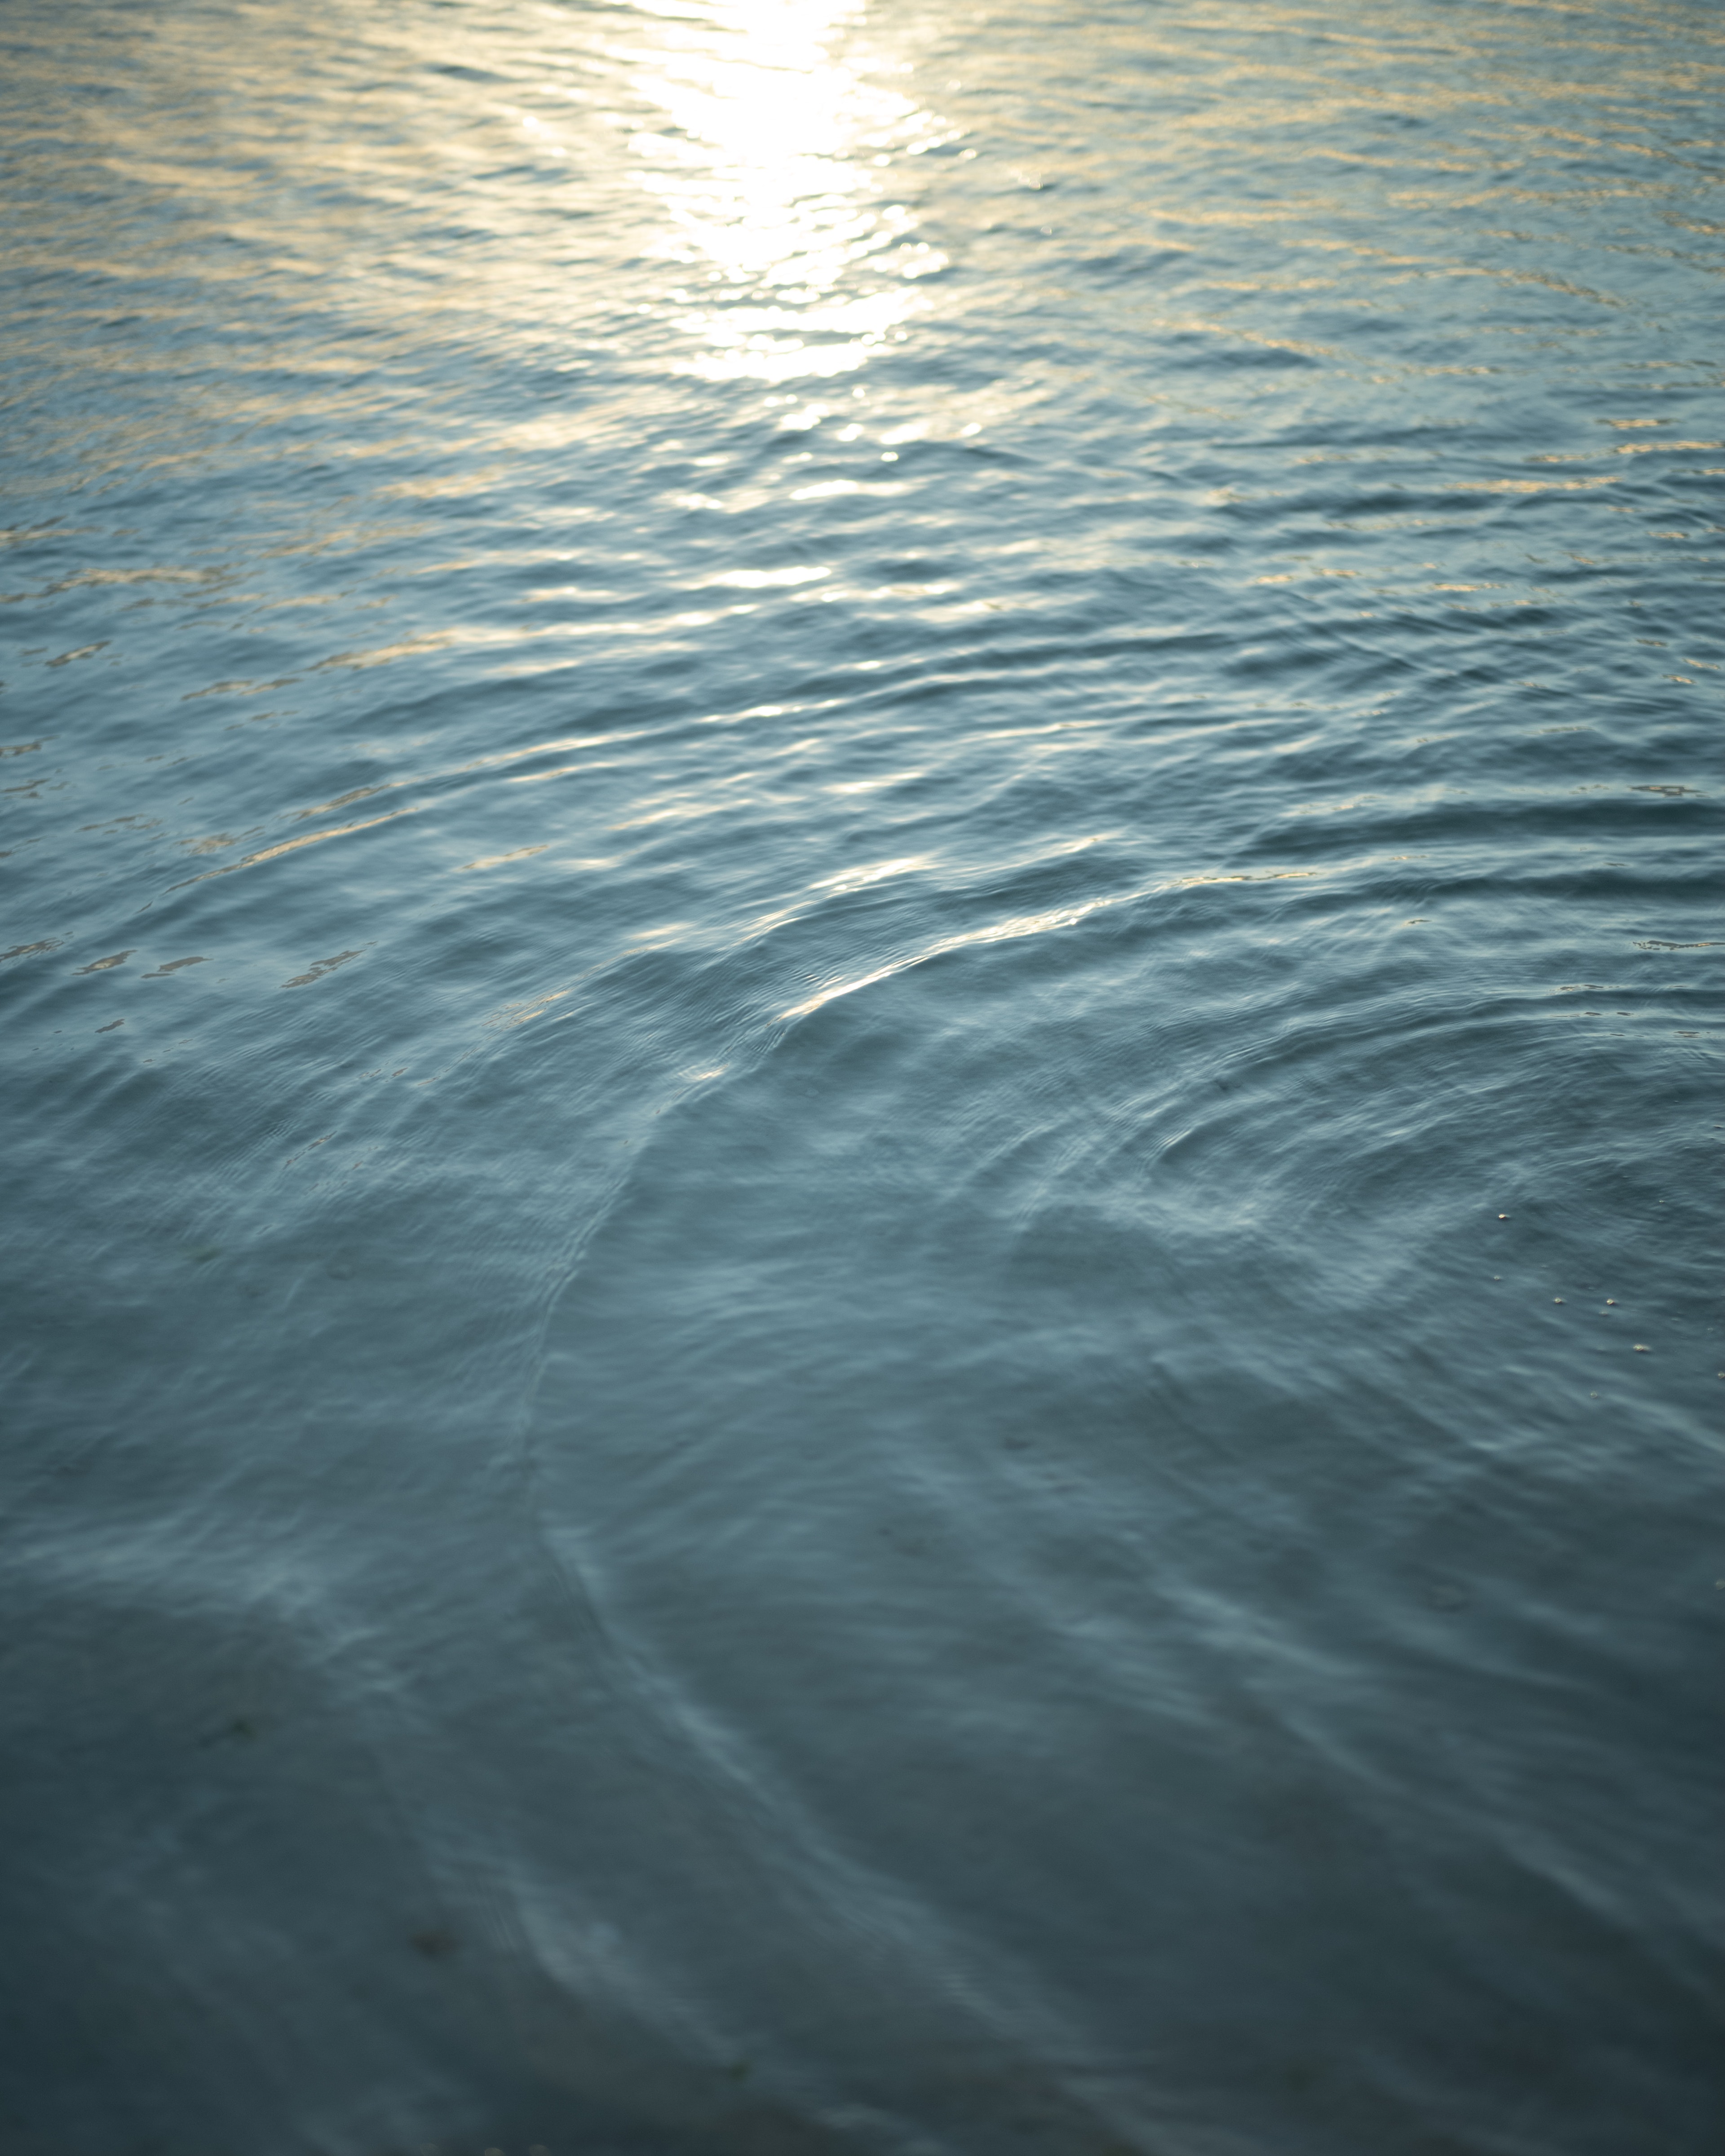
1, 1, 1721, 2151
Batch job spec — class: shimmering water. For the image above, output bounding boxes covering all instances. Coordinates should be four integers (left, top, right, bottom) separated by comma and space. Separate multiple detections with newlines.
2, 1, 1721, 2151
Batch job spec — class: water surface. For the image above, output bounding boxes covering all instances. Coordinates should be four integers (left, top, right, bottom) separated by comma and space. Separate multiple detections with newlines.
1, 3, 1721, 2152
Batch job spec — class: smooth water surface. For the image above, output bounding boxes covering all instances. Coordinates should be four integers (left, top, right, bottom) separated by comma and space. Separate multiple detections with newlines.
2, 2, 1721, 2152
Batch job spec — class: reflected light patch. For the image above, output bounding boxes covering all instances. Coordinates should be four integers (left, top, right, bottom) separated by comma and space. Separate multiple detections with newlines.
700, 563, 832, 587
626, 0, 950, 380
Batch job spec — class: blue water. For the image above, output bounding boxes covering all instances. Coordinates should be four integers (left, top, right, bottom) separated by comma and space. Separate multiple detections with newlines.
2, 2, 1721, 2151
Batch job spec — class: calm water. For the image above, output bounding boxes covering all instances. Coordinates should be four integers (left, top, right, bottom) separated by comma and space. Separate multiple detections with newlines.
2, 2, 1721, 2151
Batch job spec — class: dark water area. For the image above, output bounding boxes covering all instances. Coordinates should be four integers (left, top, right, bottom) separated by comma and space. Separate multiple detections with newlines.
2, 2, 1721, 2152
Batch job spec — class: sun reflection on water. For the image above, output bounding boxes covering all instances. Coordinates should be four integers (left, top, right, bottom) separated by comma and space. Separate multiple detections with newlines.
623, 0, 953, 380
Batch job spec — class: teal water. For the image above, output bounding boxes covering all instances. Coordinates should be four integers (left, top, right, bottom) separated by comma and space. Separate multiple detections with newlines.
2, 2, 1721, 2152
